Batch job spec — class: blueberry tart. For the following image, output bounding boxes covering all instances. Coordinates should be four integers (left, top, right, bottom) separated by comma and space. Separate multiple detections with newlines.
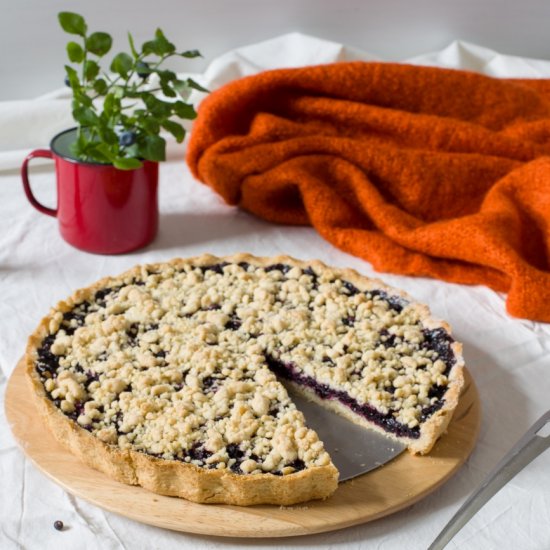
25, 254, 464, 505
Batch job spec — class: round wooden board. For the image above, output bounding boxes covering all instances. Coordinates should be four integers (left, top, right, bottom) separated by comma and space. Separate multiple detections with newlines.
6, 358, 480, 538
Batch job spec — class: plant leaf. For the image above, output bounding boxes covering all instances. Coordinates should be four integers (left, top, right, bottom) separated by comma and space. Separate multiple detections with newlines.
185, 78, 209, 93
122, 143, 139, 158
72, 105, 99, 126
158, 70, 177, 97
58, 12, 87, 36
73, 90, 93, 107
110, 52, 133, 77
64, 65, 80, 88
84, 59, 100, 81
98, 126, 118, 145
162, 119, 185, 142
141, 40, 156, 57
141, 134, 166, 161
142, 28, 175, 56
94, 142, 117, 162
67, 41, 84, 63
102, 93, 121, 117
84, 143, 112, 164
93, 78, 108, 95
70, 137, 86, 160
86, 32, 112, 56
140, 117, 160, 134
113, 157, 143, 170
179, 49, 202, 58
161, 87, 176, 98
154, 28, 176, 54
172, 101, 197, 120
159, 69, 177, 82
141, 93, 172, 118
128, 32, 139, 58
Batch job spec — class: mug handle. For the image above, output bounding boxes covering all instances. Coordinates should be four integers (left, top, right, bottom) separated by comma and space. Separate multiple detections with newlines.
21, 149, 57, 217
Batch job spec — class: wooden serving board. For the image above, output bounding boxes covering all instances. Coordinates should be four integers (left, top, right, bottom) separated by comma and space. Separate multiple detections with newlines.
6, 358, 480, 538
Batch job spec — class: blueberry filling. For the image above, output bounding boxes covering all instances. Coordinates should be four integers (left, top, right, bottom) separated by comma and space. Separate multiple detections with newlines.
368, 289, 408, 313
61, 311, 86, 335
201, 375, 219, 393
226, 443, 246, 473
379, 329, 398, 349
225, 448, 264, 474
67, 401, 85, 421
421, 328, 456, 373
126, 323, 139, 346
269, 458, 306, 476
113, 411, 124, 435
266, 354, 423, 439
288, 458, 306, 472
84, 370, 99, 389
224, 314, 242, 331
200, 262, 229, 275
226, 443, 244, 460
66, 402, 94, 431
94, 287, 112, 303
342, 280, 359, 296
342, 316, 355, 327
303, 266, 319, 289
420, 400, 445, 421
187, 443, 213, 462
36, 334, 59, 378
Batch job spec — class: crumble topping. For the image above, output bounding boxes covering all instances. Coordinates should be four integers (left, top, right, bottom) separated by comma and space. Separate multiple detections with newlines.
34, 258, 457, 474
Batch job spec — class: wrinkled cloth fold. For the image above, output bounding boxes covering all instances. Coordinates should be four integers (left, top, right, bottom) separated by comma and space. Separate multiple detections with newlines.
187, 62, 550, 322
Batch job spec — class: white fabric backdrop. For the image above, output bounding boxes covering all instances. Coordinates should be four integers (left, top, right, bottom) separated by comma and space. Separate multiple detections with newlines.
1, 34, 549, 550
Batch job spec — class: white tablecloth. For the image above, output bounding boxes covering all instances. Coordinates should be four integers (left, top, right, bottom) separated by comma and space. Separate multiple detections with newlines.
1, 34, 549, 550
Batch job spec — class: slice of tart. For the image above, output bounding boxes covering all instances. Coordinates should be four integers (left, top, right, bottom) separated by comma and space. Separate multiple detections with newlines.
25, 254, 464, 505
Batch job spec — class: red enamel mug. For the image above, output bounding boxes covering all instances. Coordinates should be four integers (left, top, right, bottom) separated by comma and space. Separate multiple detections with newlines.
21, 128, 159, 254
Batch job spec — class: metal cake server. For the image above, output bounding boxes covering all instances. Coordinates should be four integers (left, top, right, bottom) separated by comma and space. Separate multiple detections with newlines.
289, 390, 407, 481
428, 409, 550, 550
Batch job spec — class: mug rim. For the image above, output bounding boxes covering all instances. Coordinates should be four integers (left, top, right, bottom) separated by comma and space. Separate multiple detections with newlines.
50, 128, 114, 167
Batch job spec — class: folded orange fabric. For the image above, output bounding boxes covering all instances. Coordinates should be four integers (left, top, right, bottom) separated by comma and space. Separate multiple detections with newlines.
187, 62, 550, 322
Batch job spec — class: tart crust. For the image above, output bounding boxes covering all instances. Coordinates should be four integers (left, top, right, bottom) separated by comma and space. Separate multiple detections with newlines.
24, 253, 464, 505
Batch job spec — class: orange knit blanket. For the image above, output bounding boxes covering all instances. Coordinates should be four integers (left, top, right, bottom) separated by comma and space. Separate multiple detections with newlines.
187, 62, 550, 322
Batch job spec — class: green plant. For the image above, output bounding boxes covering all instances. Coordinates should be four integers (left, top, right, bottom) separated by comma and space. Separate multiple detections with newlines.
58, 12, 206, 169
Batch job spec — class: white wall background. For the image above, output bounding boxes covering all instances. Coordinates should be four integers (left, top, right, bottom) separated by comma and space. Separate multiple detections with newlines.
2, 0, 550, 100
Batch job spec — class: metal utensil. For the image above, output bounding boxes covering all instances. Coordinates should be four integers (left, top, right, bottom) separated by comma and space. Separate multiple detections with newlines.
428, 409, 550, 550
289, 390, 407, 481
